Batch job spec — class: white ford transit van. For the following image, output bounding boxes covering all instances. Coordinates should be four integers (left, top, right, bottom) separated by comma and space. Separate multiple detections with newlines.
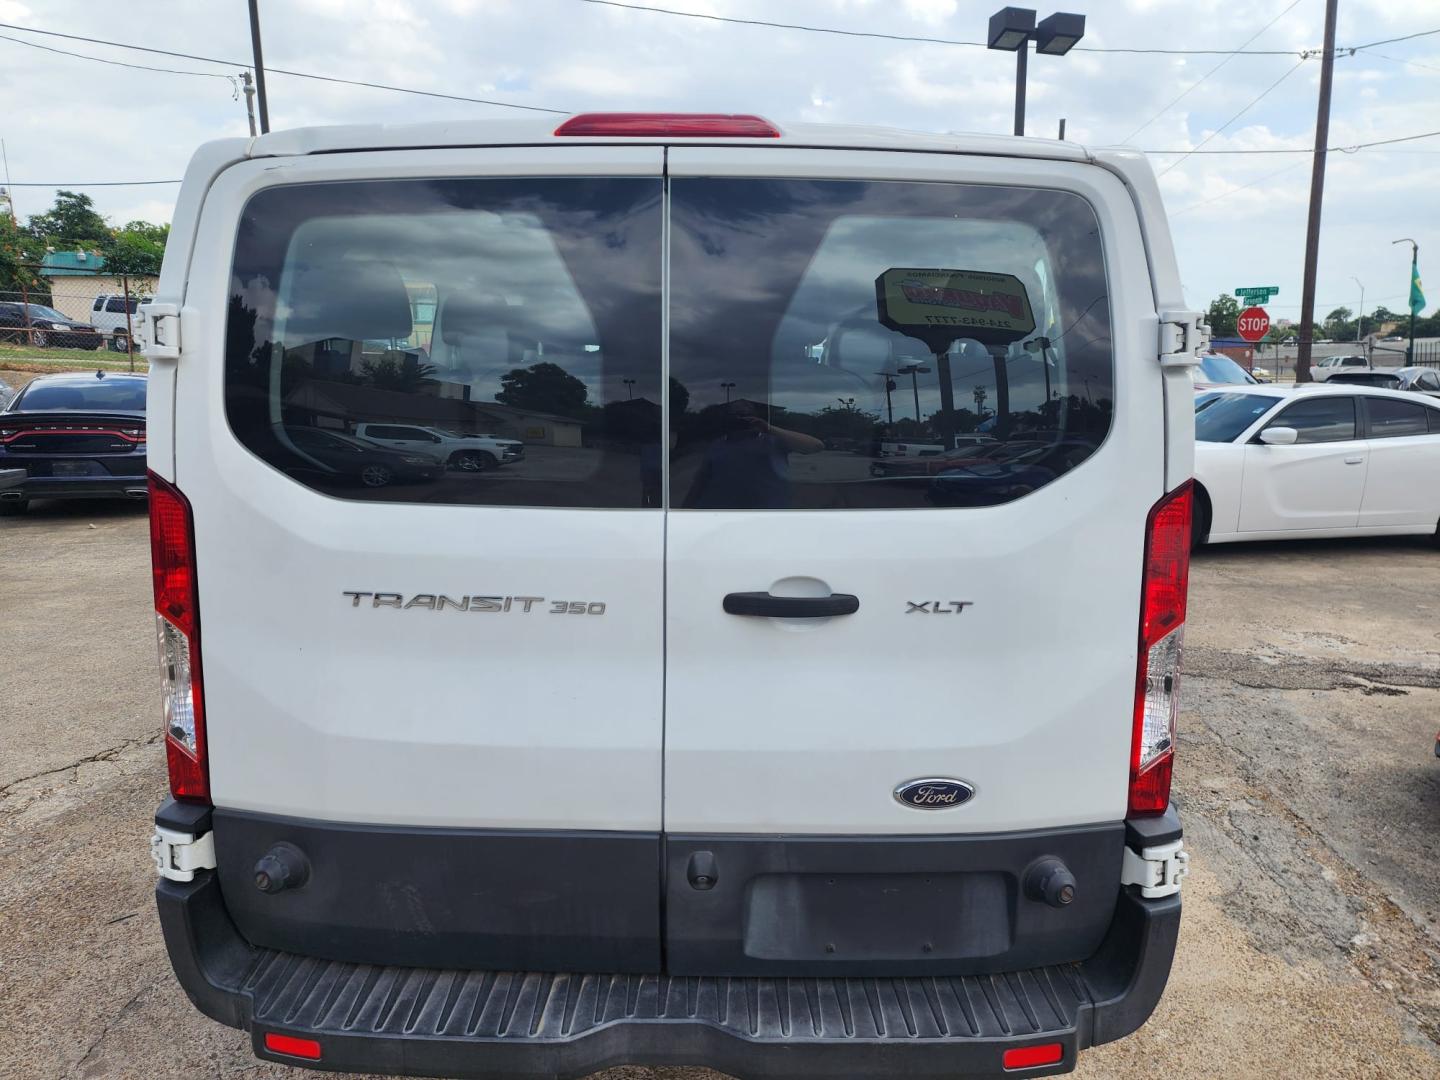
145, 112, 1203, 1078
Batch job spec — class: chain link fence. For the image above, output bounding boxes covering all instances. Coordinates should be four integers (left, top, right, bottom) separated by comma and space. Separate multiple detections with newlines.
1, 270, 153, 372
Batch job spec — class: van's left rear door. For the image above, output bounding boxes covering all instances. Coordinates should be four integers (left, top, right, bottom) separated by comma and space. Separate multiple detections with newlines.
175, 146, 666, 971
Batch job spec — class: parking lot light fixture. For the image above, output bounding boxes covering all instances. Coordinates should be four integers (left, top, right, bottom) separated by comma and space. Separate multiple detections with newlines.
987, 7, 1086, 136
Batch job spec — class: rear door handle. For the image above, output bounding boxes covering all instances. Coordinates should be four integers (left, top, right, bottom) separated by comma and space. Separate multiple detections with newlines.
723, 591, 860, 618
1344, 457, 1364, 464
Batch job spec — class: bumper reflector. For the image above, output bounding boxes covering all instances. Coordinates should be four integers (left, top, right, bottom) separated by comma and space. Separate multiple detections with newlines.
1003, 1042, 1064, 1069
263, 1032, 322, 1060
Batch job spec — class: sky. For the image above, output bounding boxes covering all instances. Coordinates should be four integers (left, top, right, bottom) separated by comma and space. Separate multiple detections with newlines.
0, 0, 1436, 322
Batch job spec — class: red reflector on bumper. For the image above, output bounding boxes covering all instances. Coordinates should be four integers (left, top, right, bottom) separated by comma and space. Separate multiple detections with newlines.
264, 1032, 321, 1060
1003, 1042, 1064, 1069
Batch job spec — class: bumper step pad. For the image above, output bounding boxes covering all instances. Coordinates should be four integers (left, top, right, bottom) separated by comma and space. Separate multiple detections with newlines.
159, 873, 1179, 1079
247, 951, 1087, 1043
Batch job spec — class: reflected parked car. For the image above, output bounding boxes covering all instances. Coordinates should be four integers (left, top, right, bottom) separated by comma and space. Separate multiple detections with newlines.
926, 441, 1095, 507
283, 426, 443, 487
869, 440, 1039, 478
0, 302, 103, 350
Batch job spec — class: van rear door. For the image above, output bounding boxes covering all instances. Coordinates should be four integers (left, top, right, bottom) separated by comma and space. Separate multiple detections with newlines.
177, 147, 666, 970
662, 147, 1164, 838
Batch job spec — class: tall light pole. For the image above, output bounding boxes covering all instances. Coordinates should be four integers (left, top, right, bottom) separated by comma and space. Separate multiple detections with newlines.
622, 377, 636, 399
987, 8, 1086, 136
247, 0, 271, 133
1393, 238, 1420, 364
720, 381, 735, 403
897, 363, 930, 423
1351, 277, 1365, 344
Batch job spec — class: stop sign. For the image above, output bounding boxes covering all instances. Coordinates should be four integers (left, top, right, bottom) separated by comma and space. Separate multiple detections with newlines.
1236, 306, 1270, 343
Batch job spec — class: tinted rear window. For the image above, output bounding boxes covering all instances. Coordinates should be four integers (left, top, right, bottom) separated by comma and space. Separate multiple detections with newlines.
1366, 397, 1430, 438
224, 178, 663, 508
667, 179, 1113, 509
15, 379, 146, 412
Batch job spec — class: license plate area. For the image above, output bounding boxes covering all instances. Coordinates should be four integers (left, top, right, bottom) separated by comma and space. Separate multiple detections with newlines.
52, 461, 101, 477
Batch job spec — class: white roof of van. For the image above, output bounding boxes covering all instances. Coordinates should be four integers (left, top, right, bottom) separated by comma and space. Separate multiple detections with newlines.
246, 117, 1097, 163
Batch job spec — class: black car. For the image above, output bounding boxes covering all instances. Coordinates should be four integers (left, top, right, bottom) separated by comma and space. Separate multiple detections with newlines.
282, 426, 444, 488
0, 371, 148, 513
0, 302, 104, 350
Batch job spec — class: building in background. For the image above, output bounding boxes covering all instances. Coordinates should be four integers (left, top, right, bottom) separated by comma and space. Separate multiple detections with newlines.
37, 251, 158, 321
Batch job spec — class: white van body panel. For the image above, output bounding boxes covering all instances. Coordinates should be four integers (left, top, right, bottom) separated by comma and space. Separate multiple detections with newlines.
663, 147, 1165, 834
174, 146, 666, 829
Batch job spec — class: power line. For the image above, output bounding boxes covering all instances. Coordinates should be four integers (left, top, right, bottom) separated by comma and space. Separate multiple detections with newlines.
1363, 50, 1440, 75
1158, 57, 1310, 174
1169, 161, 1308, 216
0, 22, 568, 114
1120, 0, 1305, 143
1350, 27, 1440, 50
575, 0, 1438, 57
5, 180, 182, 187
0, 31, 234, 78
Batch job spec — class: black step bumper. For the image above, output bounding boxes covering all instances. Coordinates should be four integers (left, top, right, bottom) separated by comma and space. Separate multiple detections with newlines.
157, 864, 1180, 1079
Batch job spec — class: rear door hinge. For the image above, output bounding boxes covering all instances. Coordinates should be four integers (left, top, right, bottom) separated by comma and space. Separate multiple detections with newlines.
1120, 838, 1189, 898
150, 825, 216, 882
1158, 310, 1206, 366
139, 302, 181, 361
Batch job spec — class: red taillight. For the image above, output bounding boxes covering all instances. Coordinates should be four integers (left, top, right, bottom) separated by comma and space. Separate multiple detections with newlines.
263, 1033, 322, 1060
1003, 1042, 1064, 1069
554, 112, 780, 138
149, 471, 209, 804
1129, 481, 1192, 816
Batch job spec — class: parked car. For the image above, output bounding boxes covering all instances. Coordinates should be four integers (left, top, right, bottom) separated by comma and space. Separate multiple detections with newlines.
1192, 384, 1440, 547
1310, 354, 1370, 381
0, 371, 147, 512
283, 426, 444, 487
1193, 352, 1258, 389
1394, 366, 1440, 397
1325, 370, 1404, 389
88, 293, 152, 352
352, 421, 524, 471
0, 301, 103, 350
145, 112, 1198, 1079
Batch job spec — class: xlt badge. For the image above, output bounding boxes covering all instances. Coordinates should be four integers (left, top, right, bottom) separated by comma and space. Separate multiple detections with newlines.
342, 592, 606, 615
894, 778, 976, 810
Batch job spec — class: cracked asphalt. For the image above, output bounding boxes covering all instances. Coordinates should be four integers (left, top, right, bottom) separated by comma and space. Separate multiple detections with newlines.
2, 476, 1439, 1077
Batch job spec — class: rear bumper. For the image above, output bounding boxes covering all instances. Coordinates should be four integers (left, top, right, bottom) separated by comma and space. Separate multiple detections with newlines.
1, 474, 147, 500
156, 812, 1183, 1079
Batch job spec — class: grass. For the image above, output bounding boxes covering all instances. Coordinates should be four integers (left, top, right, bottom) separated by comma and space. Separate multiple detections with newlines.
0, 342, 147, 373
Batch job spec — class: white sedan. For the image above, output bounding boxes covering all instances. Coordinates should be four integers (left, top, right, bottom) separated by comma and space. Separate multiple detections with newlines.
1193, 384, 1440, 546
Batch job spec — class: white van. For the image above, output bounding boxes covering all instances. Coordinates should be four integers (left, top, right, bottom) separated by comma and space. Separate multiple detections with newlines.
89, 293, 151, 351
144, 113, 1202, 1078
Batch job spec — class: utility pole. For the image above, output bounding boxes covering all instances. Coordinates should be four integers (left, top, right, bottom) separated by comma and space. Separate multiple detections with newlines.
247, 0, 271, 133
1057, 118, 1066, 140
241, 70, 258, 137
1295, 0, 1338, 384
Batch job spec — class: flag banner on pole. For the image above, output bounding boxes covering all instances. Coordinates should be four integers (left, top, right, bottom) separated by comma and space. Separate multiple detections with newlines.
1411, 257, 1426, 316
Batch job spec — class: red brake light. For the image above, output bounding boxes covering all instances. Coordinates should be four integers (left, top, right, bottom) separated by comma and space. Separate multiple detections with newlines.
149, 471, 209, 804
1129, 481, 1192, 816
1003, 1042, 1064, 1069
554, 112, 780, 138
263, 1033, 322, 1060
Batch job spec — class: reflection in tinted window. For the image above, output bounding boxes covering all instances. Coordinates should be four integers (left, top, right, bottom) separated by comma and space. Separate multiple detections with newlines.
1270, 397, 1355, 443
225, 178, 663, 507
668, 179, 1113, 510
1366, 397, 1430, 438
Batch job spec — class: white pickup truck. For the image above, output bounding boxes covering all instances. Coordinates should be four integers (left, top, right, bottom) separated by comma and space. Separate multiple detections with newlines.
352, 422, 524, 471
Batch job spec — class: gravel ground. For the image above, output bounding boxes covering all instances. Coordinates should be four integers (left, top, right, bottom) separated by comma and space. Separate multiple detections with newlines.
1, 403, 1437, 1077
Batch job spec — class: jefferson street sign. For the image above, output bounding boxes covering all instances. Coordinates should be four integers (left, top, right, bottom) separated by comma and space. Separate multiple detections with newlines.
1235, 286, 1280, 300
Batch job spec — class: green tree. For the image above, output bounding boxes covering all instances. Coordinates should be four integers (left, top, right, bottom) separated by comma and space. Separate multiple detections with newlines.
25, 190, 109, 247
1207, 295, 1240, 338
359, 355, 436, 394
495, 361, 589, 416
1323, 306, 1353, 339
0, 213, 47, 300
102, 227, 166, 282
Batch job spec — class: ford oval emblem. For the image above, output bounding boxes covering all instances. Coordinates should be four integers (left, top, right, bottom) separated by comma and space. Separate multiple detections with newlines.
894, 777, 976, 810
